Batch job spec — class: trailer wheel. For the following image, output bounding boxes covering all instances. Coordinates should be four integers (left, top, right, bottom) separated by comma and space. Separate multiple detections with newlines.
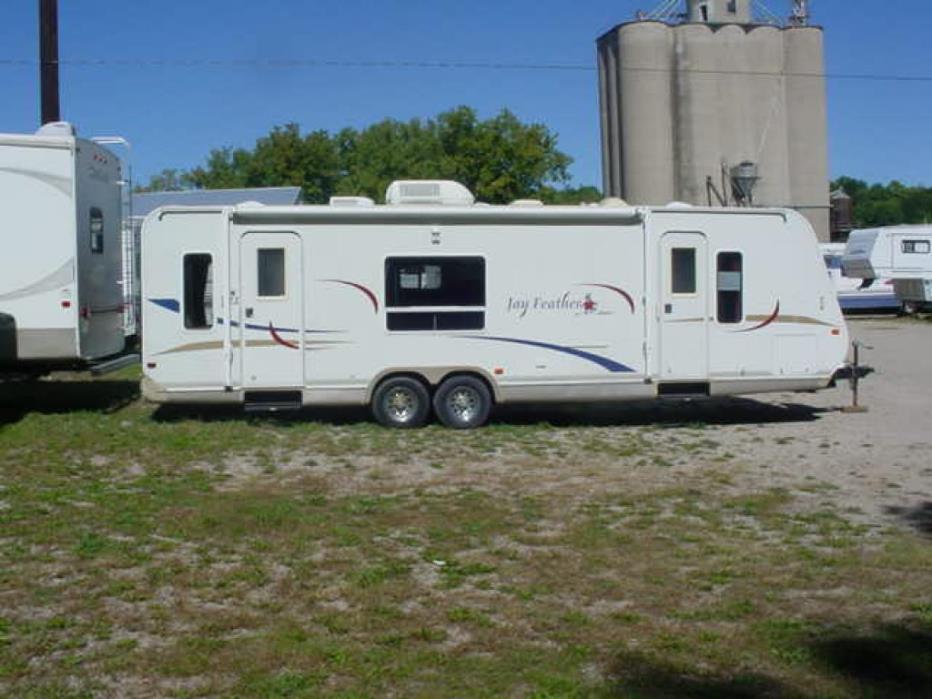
372, 376, 431, 429
433, 376, 492, 430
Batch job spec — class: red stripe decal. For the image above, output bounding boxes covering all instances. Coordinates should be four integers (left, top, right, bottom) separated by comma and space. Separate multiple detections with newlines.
739, 301, 781, 333
268, 322, 299, 349
580, 283, 636, 313
322, 279, 379, 313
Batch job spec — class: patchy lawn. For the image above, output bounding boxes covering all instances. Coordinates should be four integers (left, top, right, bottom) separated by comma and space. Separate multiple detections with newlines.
0, 369, 930, 698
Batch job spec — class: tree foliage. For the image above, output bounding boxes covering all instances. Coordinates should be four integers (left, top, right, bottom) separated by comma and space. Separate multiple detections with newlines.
833, 177, 932, 228
141, 107, 586, 204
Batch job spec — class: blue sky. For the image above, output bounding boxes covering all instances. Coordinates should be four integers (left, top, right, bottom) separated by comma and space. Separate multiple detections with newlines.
1, 0, 929, 189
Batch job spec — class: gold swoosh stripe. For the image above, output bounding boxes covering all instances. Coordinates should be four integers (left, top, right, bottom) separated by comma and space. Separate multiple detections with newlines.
156, 340, 346, 356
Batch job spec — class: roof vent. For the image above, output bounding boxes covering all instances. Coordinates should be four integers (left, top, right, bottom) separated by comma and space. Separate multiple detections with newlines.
509, 199, 545, 208
36, 121, 76, 137
330, 196, 375, 207
385, 180, 475, 207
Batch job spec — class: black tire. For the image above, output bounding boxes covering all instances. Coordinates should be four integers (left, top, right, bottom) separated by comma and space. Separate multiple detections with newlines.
371, 376, 431, 429
433, 376, 492, 430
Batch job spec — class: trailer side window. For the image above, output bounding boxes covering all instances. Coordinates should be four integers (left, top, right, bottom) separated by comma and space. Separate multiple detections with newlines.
257, 248, 286, 297
902, 240, 931, 254
90, 208, 104, 254
671, 248, 697, 294
717, 252, 743, 324
385, 256, 485, 331
183, 254, 213, 329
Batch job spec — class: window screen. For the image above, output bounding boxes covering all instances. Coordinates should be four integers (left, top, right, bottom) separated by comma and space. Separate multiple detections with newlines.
183, 254, 213, 329
671, 248, 697, 294
717, 252, 743, 324
257, 248, 285, 297
902, 240, 931, 254
90, 208, 104, 254
385, 256, 485, 331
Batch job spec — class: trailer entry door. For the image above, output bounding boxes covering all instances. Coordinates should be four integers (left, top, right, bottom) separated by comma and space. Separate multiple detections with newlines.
659, 232, 709, 379
239, 232, 304, 389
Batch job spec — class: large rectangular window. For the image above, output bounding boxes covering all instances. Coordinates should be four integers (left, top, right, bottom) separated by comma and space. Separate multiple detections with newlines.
902, 240, 931, 254
183, 253, 213, 329
671, 248, 697, 294
385, 256, 485, 331
257, 248, 285, 297
717, 252, 743, 324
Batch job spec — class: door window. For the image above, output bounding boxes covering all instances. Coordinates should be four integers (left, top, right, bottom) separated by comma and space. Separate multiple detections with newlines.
671, 248, 697, 294
90, 208, 104, 254
257, 248, 286, 297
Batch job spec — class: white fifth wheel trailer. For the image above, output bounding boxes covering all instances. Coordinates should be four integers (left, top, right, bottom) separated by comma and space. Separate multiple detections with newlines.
141, 181, 849, 429
820, 243, 900, 312
0, 122, 126, 371
843, 226, 932, 309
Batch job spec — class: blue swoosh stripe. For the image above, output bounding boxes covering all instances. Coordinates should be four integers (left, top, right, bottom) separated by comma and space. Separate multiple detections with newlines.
468, 336, 635, 373
149, 298, 180, 313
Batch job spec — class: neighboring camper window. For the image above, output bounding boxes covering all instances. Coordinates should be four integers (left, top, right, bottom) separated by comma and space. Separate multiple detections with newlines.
257, 248, 286, 297
90, 208, 104, 254
183, 254, 213, 329
385, 256, 485, 331
717, 252, 743, 324
902, 240, 931, 254
671, 248, 697, 294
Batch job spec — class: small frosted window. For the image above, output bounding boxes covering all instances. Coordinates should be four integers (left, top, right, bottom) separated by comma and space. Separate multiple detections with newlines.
671, 248, 697, 294
257, 248, 285, 297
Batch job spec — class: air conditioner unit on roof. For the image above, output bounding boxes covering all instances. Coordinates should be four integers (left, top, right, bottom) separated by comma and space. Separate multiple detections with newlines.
385, 180, 475, 206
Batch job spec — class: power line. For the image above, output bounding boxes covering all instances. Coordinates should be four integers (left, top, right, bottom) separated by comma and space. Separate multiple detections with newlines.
0, 57, 931, 83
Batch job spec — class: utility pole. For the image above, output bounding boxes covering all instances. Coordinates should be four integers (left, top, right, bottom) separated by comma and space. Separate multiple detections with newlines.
39, 0, 60, 124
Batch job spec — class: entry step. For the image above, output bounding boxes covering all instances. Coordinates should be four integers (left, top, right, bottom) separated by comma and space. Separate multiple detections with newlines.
244, 390, 303, 413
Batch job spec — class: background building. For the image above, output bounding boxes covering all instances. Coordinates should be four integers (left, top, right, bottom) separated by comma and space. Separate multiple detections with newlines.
597, 0, 830, 240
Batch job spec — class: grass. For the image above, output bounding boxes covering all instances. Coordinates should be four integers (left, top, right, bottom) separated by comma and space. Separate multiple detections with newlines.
0, 369, 931, 697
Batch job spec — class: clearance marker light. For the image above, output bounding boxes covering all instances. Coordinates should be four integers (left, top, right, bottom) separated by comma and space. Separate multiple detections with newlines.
61, 300, 71, 308
147, 362, 157, 369
494, 367, 505, 376
831, 329, 841, 336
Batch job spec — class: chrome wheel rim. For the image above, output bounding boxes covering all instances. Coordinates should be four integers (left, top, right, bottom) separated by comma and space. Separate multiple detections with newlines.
383, 387, 419, 424
446, 386, 481, 424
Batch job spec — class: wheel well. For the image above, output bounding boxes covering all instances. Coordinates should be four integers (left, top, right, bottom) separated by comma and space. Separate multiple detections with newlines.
370, 372, 432, 402
436, 371, 497, 405
367, 368, 500, 404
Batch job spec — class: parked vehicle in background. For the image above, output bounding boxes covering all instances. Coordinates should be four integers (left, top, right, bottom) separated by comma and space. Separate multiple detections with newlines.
820, 243, 900, 312
141, 180, 849, 429
843, 226, 932, 312
0, 122, 128, 374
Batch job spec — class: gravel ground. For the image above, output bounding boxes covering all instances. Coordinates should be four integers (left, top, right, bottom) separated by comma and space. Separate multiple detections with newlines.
708, 317, 932, 529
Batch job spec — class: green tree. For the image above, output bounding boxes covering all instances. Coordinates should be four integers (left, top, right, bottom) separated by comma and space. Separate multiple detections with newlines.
135, 168, 193, 192
141, 107, 584, 204
832, 177, 932, 228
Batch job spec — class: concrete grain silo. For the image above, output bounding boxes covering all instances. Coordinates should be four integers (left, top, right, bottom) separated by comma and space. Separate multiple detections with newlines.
597, 0, 830, 240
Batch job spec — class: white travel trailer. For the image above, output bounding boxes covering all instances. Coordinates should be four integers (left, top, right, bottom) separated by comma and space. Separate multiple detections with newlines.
843, 226, 932, 308
0, 123, 125, 370
141, 181, 849, 429
820, 243, 900, 312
